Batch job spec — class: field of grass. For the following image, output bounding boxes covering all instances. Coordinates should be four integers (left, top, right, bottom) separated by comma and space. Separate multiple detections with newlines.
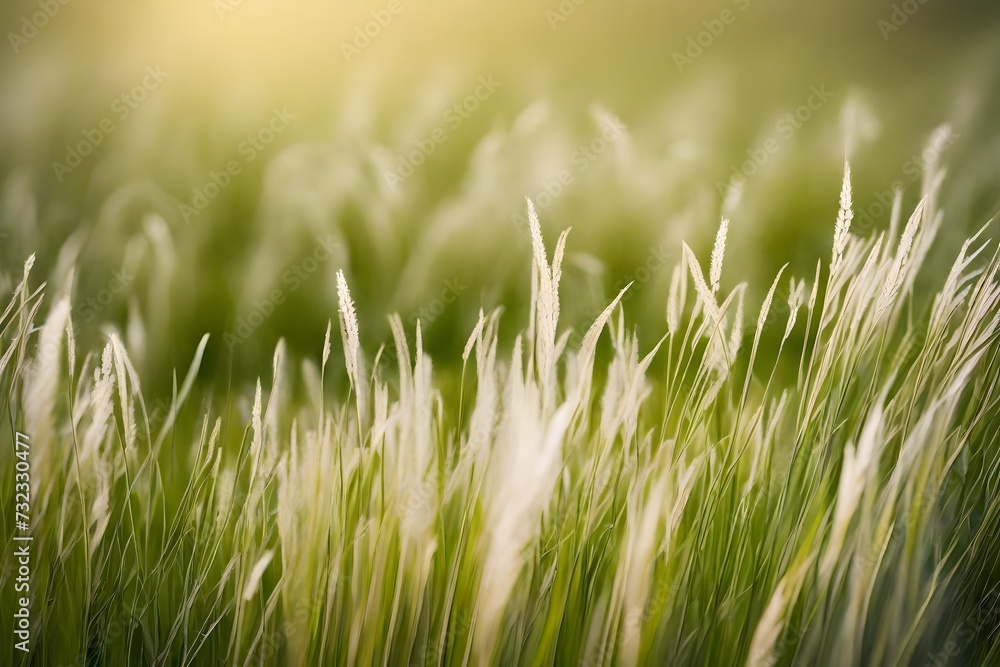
3, 1, 1000, 665
3, 154, 1000, 664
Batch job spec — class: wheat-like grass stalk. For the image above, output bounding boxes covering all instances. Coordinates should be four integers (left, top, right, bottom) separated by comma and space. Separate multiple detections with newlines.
832, 160, 854, 274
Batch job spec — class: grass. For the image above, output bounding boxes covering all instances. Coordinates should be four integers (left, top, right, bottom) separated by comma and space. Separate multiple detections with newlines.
2, 151, 1000, 666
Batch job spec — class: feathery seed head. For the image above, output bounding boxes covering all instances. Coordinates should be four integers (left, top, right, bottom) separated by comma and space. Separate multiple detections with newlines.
336, 269, 361, 389
710, 217, 729, 294
832, 161, 854, 271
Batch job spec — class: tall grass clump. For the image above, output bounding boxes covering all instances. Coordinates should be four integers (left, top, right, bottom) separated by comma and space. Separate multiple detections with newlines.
2, 151, 1000, 666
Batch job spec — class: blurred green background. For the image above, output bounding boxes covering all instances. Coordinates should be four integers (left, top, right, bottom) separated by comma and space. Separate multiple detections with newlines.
1, 0, 999, 395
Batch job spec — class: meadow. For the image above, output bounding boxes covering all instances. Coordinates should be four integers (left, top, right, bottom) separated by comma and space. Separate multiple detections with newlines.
2, 1, 1000, 665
